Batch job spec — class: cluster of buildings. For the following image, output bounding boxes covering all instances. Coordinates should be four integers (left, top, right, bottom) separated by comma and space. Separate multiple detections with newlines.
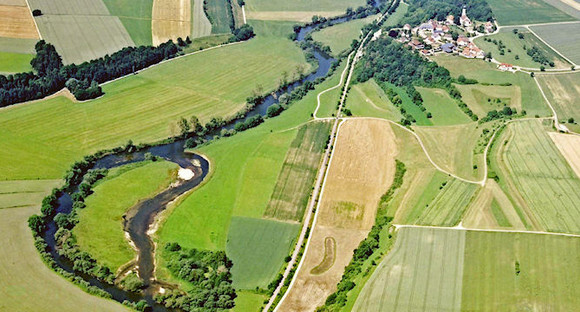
393, 7, 494, 60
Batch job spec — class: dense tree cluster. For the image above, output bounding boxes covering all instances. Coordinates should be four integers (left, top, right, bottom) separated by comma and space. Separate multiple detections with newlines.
231, 24, 255, 42
155, 243, 236, 311
402, 0, 493, 26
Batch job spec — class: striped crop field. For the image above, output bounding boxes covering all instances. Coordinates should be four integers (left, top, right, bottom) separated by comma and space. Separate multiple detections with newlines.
496, 120, 580, 233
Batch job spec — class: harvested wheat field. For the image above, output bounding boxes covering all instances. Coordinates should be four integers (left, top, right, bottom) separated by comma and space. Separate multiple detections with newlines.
152, 0, 191, 46
463, 179, 527, 230
278, 119, 397, 312
549, 132, 580, 179
0, 4, 39, 39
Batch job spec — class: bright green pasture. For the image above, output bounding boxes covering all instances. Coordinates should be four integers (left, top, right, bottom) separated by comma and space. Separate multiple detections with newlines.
462, 231, 580, 310
312, 15, 377, 56
353, 227, 465, 312
103, 0, 153, 46
486, 0, 576, 26
531, 23, 580, 65
416, 87, 472, 125
431, 55, 549, 117
245, 0, 366, 13
537, 72, 580, 131
206, 0, 233, 34
265, 121, 330, 221
0, 52, 33, 74
455, 83, 522, 118
234, 290, 267, 312
382, 2, 408, 28
381, 82, 432, 125
346, 80, 401, 120
226, 217, 299, 289
496, 120, 580, 233
74, 161, 178, 271
474, 28, 571, 69
0, 21, 310, 180
182, 34, 233, 53
0, 179, 61, 209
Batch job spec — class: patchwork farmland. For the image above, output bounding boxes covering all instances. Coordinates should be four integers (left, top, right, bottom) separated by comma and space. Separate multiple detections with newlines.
486, 0, 576, 25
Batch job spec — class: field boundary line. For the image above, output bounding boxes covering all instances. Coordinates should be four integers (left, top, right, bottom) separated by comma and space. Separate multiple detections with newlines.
525, 25, 577, 67
393, 223, 580, 238
24, 0, 42, 40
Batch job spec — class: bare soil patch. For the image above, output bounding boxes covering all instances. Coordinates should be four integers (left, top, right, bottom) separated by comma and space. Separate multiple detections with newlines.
152, 0, 191, 46
0, 4, 39, 39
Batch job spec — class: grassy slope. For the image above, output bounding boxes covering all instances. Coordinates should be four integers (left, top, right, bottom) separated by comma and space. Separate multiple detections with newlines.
474, 28, 570, 69
530, 23, 580, 65
486, 0, 575, 26
102, 0, 153, 46
416, 87, 472, 126
353, 227, 465, 312
0, 207, 129, 311
498, 120, 580, 233
431, 54, 549, 117
234, 290, 267, 312
312, 15, 377, 56
226, 217, 299, 289
0, 21, 309, 180
74, 161, 178, 271
205, 0, 233, 34
455, 83, 521, 118
0, 52, 33, 73
346, 80, 402, 120
462, 231, 580, 311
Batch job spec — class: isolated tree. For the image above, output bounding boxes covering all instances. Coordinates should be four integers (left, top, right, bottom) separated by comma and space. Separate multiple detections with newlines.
28, 214, 46, 235
568, 117, 575, 124
32, 9, 42, 16
178, 117, 190, 136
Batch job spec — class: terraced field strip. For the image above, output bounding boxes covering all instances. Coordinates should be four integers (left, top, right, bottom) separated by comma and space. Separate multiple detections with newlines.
486, 0, 576, 26
0, 2, 39, 39
530, 22, 580, 65
278, 119, 398, 312
462, 230, 580, 311
152, 0, 191, 45
265, 121, 331, 221
353, 227, 465, 312
500, 120, 580, 233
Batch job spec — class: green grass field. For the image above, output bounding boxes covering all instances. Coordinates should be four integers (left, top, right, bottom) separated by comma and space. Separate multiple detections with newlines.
234, 290, 267, 312
345, 80, 402, 120
312, 15, 377, 56
462, 231, 580, 311
431, 55, 550, 117
531, 23, 580, 65
206, 0, 233, 34
416, 87, 472, 125
0, 180, 61, 209
474, 28, 571, 69
265, 121, 331, 221
353, 227, 465, 312
0, 21, 310, 180
226, 217, 299, 289
103, 0, 153, 46
495, 120, 580, 233
537, 72, 580, 131
74, 161, 178, 271
486, 0, 576, 26
0, 52, 33, 74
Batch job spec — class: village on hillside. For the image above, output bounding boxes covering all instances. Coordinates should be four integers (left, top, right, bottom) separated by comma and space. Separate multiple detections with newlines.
389, 7, 516, 72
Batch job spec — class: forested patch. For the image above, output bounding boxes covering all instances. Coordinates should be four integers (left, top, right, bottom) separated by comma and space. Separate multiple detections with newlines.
403, 0, 493, 25
155, 243, 236, 311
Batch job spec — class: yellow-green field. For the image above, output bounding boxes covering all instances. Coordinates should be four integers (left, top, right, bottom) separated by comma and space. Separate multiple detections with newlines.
537, 72, 580, 132
0, 51, 33, 73
312, 15, 378, 56
345, 80, 402, 121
